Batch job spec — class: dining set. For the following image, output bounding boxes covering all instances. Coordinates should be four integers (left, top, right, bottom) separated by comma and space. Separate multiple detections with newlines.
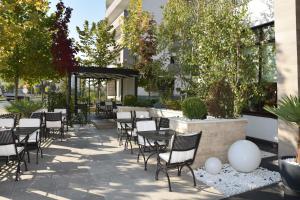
116, 110, 202, 191
0, 108, 67, 181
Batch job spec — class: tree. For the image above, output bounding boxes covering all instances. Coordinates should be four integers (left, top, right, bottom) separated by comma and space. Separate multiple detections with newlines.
159, 0, 197, 93
160, 0, 257, 117
122, 0, 164, 96
51, 1, 78, 120
0, 0, 57, 99
76, 19, 121, 67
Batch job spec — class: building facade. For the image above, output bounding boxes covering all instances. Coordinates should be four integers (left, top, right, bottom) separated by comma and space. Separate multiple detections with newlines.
105, 0, 168, 100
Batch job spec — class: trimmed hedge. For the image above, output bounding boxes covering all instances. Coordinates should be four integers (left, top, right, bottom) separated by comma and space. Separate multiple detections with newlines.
123, 95, 137, 106
182, 97, 207, 119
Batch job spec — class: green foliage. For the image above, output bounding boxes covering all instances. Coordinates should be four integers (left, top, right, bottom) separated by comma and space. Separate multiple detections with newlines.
206, 79, 235, 118
123, 0, 165, 94
265, 95, 300, 163
5, 100, 43, 118
76, 19, 121, 67
123, 95, 137, 106
182, 97, 207, 119
163, 99, 182, 111
0, 0, 58, 99
265, 96, 300, 127
47, 91, 73, 113
160, 0, 256, 118
135, 99, 153, 107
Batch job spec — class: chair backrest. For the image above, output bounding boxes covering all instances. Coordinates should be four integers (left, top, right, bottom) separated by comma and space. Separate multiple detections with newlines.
19, 118, 41, 128
159, 118, 170, 129
0, 114, 15, 119
0, 118, 15, 128
136, 120, 157, 132
45, 112, 62, 122
0, 129, 17, 156
168, 132, 202, 164
30, 112, 44, 119
135, 111, 150, 119
54, 109, 67, 115
117, 112, 132, 119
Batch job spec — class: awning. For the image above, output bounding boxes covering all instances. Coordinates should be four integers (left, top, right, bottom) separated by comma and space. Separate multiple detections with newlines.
74, 67, 139, 80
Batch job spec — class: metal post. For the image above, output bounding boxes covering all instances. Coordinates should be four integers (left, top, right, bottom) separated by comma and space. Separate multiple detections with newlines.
114, 79, 117, 101
121, 78, 124, 102
134, 77, 138, 97
74, 74, 78, 115
88, 78, 91, 114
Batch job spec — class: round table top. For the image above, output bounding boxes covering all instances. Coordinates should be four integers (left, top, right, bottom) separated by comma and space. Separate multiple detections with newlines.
137, 130, 174, 141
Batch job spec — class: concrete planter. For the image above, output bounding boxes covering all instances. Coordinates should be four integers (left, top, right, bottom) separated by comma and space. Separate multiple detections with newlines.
117, 106, 183, 118
169, 118, 247, 168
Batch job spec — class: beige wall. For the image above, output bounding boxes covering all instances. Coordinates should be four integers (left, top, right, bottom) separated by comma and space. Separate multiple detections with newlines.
275, 0, 299, 156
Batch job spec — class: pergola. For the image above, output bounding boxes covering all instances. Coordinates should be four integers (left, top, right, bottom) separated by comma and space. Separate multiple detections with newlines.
71, 66, 139, 114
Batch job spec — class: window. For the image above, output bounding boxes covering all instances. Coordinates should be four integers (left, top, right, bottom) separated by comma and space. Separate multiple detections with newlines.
244, 21, 277, 118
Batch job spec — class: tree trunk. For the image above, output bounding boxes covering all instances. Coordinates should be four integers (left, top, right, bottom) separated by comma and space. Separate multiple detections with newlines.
14, 76, 19, 101
66, 73, 72, 123
297, 128, 300, 164
41, 80, 45, 102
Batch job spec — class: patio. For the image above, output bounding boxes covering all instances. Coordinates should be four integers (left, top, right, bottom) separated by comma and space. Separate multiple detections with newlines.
0, 122, 224, 200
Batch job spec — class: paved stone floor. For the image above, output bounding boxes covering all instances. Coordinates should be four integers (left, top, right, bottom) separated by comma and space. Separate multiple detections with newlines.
0, 124, 223, 200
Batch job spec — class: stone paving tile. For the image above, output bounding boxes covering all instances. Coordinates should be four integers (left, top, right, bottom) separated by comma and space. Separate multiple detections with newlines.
0, 124, 223, 200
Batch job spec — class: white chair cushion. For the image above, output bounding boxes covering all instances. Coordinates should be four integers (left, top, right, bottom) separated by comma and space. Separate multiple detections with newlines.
0, 145, 24, 156
135, 111, 150, 118
159, 149, 195, 164
19, 118, 40, 127
19, 130, 39, 143
46, 121, 62, 128
117, 112, 131, 119
136, 120, 156, 132
0, 119, 14, 128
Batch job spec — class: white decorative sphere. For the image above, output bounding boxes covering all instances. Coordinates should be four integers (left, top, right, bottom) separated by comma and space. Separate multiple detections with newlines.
228, 140, 261, 173
205, 157, 222, 175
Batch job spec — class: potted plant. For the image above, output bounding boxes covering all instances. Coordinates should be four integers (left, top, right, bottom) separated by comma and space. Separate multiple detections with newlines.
265, 95, 300, 193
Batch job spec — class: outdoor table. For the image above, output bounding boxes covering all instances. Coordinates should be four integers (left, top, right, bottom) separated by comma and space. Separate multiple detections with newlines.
137, 130, 174, 171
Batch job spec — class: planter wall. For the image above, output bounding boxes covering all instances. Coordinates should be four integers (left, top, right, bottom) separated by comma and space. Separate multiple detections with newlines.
242, 115, 278, 143
117, 106, 183, 118
169, 118, 247, 168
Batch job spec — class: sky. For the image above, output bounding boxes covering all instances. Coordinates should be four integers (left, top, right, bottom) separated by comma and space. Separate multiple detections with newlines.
49, 0, 106, 41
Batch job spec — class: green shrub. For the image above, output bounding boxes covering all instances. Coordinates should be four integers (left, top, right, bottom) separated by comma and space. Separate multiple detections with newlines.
164, 99, 182, 110
206, 79, 234, 118
182, 97, 207, 119
136, 99, 153, 107
5, 100, 43, 117
123, 95, 137, 106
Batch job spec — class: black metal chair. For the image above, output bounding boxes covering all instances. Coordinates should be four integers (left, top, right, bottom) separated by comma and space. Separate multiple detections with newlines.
0, 113, 18, 128
158, 117, 170, 131
116, 111, 133, 145
31, 112, 46, 140
0, 129, 28, 181
136, 120, 166, 170
156, 132, 202, 192
45, 112, 64, 141
18, 118, 43, 164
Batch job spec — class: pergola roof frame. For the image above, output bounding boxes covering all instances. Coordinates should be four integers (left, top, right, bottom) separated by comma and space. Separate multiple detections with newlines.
73, 66, 140, 80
